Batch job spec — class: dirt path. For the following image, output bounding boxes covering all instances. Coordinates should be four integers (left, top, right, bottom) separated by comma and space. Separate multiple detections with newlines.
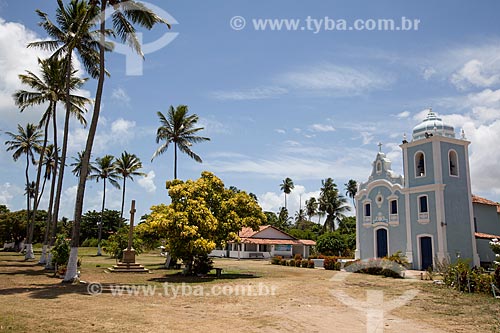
0, 252, 498, 332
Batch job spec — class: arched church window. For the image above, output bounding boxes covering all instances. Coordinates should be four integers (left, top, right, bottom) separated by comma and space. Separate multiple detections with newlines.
415, 152, 425, 177
449, 150, 459, 177
364, 203, 371, 217
376, 161, 382, 173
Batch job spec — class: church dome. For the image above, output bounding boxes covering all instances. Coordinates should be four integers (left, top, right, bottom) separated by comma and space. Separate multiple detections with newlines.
412, 109, 455, 140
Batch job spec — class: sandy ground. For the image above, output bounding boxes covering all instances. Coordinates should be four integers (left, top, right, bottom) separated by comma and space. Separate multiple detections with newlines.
0, 251, 499, 332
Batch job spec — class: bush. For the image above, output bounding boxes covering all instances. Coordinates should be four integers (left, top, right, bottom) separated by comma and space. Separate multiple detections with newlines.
193, 254, 214, 275
495, 266, 500, 288
51, 234, 70, 267
385, 251, 410, 268
307, 259, 315, 268
301, 259, 308, 268
281, 259, 287, 266
102, 226, 143, 259
288, 259, 295, 267
294, 254, 302, 261
345, 258, 404, 278
271, 256, 282, 265
295, 259, 302, 267
81, 238, 98, 247
443, 260, 496, 294
323, 256, 338, 270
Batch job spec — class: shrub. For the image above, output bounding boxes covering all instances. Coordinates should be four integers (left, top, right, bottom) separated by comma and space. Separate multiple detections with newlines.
495, 266, 500, 288
102, 226, 143, 259
345, 258, 405, 278
323, 256, 338, 270
51, 234, 70, 267
334, 261, 342, 271
307, 259, 315, 268
294, 254, 303, 261
193, 254, 213, 275
271, 256, 282, 265
295, 259, 302, 267
81, 238, 98, 247
288, 259, 295, 267
301, 259, 308, 268
385, 251, 410, 268
281, 259, 287, 266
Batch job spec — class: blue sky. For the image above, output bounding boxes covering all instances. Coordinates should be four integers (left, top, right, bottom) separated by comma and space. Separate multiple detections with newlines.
1, 0, 500, 221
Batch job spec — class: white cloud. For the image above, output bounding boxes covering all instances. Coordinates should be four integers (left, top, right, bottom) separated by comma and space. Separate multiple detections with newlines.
210, 86, 287, 101
258, 185, 321, 218
280, 63, 393, 96
111, 118, 136, 133
275, 129, 286, 134
451, 59, 500, 90
0, 182, 22, 208
111, 88, 131, 104
198, 117, 229, 135
0, 18, 51, 127
396, 111, 411, 119
309, 124, 335, 132
422, 67, 436, 80
138, 170, 157, 193
360, 132, 374, 145
67, 117, 137, 154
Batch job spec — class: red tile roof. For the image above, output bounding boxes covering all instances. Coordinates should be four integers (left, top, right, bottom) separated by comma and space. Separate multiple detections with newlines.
475, 232, 500, 240
241, 238, 316, 246
238, 225, 270, 238
472, 195, 499, 207
237, 225, 316, 246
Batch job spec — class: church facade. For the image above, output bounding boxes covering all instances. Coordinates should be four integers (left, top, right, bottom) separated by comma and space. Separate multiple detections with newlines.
355, 110, 480, 270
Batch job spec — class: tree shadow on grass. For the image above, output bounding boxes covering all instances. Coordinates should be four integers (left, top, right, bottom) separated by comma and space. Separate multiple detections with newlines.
148, 271, 260, 284
0, 283, 90, 299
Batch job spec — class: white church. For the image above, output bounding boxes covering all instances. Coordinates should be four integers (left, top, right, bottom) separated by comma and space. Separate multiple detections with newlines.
355, 109, 500, 270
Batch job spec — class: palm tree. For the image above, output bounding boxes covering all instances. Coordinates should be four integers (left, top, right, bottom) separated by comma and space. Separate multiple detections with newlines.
5, 124, 42, 259
152, 105, 210, 179
305, 197, 318, 221
66, 0, 168, 281
14, 57, 90, 262
294, 209, 306, 223
114, 151, 145, 221
319, 178, 351, 232
39, 144, 61, 264
280, 177, 294, 210
345, 179, 358, 209
89, 155, 121, 255
70, 150, 96, 178
28, 2, 97, 265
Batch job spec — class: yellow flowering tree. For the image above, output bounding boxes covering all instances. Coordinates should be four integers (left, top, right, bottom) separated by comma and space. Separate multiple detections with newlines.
142, 171, 266, 274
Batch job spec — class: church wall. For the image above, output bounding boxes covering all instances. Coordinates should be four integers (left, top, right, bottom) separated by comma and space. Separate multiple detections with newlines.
409, 190, 438, 266
406, 142, 435, 188
473, 203, 500, 236
439, 141, 475, 263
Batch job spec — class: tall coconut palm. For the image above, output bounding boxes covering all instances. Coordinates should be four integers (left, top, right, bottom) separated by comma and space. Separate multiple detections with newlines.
88, 155, 121, 255
344, 179, 358, 209
319, 178, 351, 232
70, 150, 96, 178
305, 197, 318, 222
66, 0, 168, 281
280, 177, 294, 210
28, 1, 99, 265
5, 124, 42, 259
39, 144, 61, 264
152, 105, 210, 179
14, 57, 89, 262
114, 151, 145, 221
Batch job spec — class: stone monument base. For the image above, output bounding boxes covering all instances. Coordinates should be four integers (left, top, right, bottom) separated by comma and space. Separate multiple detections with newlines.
107, 248, 149, 273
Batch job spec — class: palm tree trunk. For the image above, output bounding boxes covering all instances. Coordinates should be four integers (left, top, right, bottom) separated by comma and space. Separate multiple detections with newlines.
65, 1, 107, 281
97, 180, 106, 256
174, 141, 177, 179
46, 104, 59, 269
120, 177, 126, 222
25, 119, 48, 259
24, 153, 33, 259
52, 53, 73, 253
284, 193, 287, 210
